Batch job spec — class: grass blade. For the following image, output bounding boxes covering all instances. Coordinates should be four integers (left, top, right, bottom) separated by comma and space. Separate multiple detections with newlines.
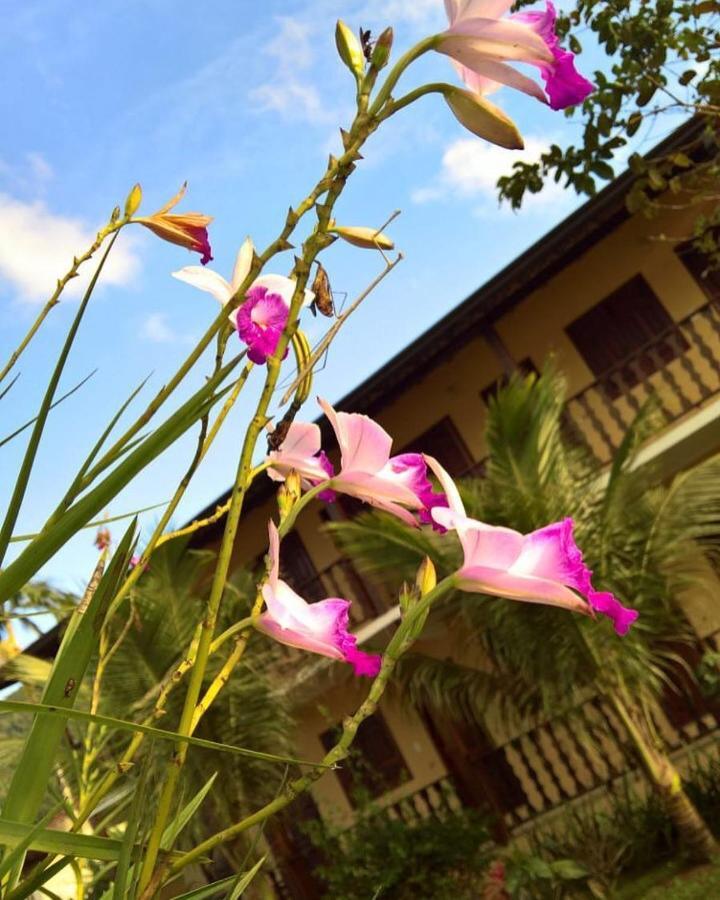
161, 773, 217, 852
59, 373, 153, 507
0, 805, 63, 879
173, 875, 244, 900
0, 236, 118, 567
0, 372, 21, 403
0, 356, 240, 603
0, 700, 327, 767
0, 369, 97, 450
228, 856, 266, 899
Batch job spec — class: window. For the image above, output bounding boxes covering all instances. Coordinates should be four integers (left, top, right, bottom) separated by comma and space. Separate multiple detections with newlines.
320, 712, 410, 804
480, 357, 539, 408
566, 275, 688, 400
675, 238, 720, 301
397, 416, 474, 477
279, 531, 325, 602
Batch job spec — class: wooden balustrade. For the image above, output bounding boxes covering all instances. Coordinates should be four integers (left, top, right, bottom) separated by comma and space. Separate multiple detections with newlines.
566, 300, 720, 463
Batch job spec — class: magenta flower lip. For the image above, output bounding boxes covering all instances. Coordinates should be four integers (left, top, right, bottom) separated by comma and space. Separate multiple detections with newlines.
439, 0, 594, 111
425, 455, 638, 636
255, 522, 381, 676
235, 285, 290, 365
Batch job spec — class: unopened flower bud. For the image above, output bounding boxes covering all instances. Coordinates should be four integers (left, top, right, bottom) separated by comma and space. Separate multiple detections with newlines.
329, 223, 394, 251
415, 557, 437, 597
442, 85, 523, 150
94, 527, 111, 552
277, 469, 302, 522
371, 27, 393, 70
124, 183, 143, 218
335, 20, 365, 77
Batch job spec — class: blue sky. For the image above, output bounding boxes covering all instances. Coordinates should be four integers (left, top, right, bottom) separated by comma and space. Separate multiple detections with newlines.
0, 0, 684, 603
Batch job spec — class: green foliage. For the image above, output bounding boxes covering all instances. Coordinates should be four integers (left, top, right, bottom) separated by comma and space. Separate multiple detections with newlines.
498, 1, 720, 263
310, 809, 492, 899
88, 538, 294, 856
502, 850, 590, 899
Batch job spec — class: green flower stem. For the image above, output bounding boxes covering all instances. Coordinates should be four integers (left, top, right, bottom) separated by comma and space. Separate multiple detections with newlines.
0, 233, 120, 569
368, 35, 439, 118
380, 82, 450, 119
159, 576, 455, 885
0, 219, 123, 386
137, 97, 382, 897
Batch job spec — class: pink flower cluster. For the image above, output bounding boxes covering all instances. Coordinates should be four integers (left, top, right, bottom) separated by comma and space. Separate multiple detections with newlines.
257, 400, 638, 677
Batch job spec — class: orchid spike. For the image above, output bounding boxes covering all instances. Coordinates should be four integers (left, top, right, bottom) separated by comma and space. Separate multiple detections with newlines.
424, 455, 638, 636
134, 182, 213, 264
267, 398, 448, 527
439, 0, 594, 111
256, 521, 382, 676
172, 237, 315, 363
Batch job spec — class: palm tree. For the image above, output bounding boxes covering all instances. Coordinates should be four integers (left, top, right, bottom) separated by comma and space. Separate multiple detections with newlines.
328, 367, 720, 861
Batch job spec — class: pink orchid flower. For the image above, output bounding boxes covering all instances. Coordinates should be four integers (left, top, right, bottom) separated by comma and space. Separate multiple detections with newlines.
172, 237, 314, 364
255, 521, 382, 676
425, 455, 638, 635
267, 398, 448, 527
439, 1, 594, 110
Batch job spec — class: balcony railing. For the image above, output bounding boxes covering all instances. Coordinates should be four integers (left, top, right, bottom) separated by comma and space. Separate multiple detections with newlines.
566, 299, 720, 464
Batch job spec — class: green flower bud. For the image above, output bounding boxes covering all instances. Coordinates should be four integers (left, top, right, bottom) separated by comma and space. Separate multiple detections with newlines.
335, 19, 365, 77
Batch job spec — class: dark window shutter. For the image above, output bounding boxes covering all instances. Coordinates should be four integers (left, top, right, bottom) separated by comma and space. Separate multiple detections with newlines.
321, 712, 410, 805
675, 239, 720, 301
397, 416, 474, 476
280, 531, 324, 601
480, 357, 539, 408
565, 275, 687, 399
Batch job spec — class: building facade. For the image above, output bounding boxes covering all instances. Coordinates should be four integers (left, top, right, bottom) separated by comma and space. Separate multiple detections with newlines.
188, 121, 720, 897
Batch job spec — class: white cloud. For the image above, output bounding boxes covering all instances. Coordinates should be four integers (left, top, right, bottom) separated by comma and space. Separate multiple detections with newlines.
265, 16, 314, 69
141, 313, 177, 344
359, 0, 444, 25
412, 135, 570, 215
249, 15, 335, 125
0, 194, 141, 305
249, 80, 327, 123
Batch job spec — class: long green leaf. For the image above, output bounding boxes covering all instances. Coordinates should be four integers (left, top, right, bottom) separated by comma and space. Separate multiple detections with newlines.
112, 757, 151, 900
0, 805, 63, 879
0, 819, 138, 862
59, 373, 152, 509
0, 236, 118, 568
0, 819, 195, 864
10, 501, 169, 543
0, 372, 21, 403
228, 857, 266, 899
0, 356, 239, 603
161, 773, 217, 852
0, 700, 325, 767
4, 857, 71, 900
0, 522, 136, 884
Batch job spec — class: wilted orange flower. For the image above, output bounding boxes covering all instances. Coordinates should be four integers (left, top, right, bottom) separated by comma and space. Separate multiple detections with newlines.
134, 183, 213, 265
